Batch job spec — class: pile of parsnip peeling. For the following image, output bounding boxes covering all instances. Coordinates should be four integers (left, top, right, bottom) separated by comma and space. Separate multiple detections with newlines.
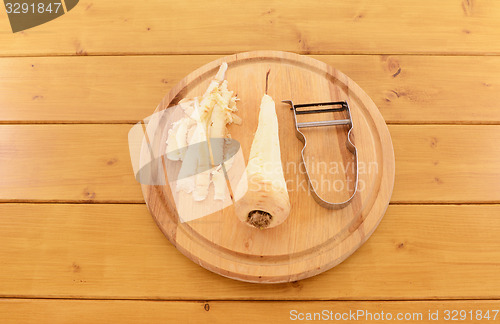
166, 63, 241, 201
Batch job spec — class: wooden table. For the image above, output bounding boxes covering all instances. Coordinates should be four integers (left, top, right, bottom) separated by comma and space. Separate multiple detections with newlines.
1, 1, 500, 322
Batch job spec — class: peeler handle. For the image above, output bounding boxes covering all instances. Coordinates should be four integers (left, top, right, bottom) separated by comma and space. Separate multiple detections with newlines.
282, 100, 359, 209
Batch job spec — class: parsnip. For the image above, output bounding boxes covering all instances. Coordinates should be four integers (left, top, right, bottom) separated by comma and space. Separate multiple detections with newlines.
234, 94, 290, 229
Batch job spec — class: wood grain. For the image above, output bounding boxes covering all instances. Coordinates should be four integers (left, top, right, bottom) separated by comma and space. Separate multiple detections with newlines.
0, 55, 217, 123
1, 124, 499, 203
0, 204, 499, 300
0, 0, 498, 317
390, 125, 500, 203
0, 125, 143, 202
141, 51, 395, 283
1, 299, 500, 324
1, 0, 500, 56
1, 55, 499, 123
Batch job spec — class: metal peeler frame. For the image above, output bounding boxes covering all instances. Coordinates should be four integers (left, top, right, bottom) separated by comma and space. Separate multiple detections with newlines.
282, 100, 359, 209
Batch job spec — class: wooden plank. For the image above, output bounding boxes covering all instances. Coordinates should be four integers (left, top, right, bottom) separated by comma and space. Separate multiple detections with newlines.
0, 204, 499, 299
0, 125, 144, 203
0, 56, 217, 123
1, 55, 499, 123
390, 125, 500, 203
1, 0, 500, 55
1, 125, 499, 203
1, 299, 500, 324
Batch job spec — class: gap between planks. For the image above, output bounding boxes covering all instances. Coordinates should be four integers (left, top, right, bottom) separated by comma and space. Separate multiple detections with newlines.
3, 122, 500, 125
1, 52, 500, 58
1, 296, 500, 302
2, 202, 500, 206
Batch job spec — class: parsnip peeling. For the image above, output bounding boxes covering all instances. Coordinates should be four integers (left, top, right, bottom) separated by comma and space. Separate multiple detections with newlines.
165, 117, 196, 161
176, 118, 206, 194
165, 62, 240, 201
208, 81, 233, 166
211, 166, 227, 200
234, 94, 291, 229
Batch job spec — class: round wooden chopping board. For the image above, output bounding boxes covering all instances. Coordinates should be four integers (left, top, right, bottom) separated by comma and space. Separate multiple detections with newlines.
141, 51, 395, 283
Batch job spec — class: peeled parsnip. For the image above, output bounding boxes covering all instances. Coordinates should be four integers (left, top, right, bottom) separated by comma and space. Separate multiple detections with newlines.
234, 94, 291, 229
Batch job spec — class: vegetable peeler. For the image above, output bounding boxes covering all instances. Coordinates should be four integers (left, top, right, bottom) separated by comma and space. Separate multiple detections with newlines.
282, 100, 359, 209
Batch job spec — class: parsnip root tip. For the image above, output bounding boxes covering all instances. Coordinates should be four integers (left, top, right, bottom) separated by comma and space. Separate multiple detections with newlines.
247, 210, 273, 229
